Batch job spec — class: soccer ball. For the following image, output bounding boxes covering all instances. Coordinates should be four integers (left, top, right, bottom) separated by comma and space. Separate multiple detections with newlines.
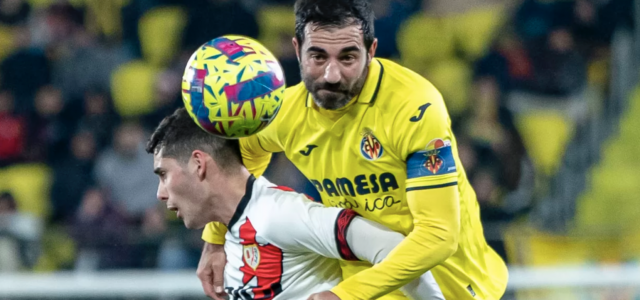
182, 35, 285, 138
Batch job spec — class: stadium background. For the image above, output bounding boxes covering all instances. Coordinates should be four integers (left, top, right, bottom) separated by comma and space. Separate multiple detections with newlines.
0, 0, 637, 299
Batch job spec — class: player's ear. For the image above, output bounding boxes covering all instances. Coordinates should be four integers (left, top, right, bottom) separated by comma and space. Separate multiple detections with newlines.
367, 38, 378, 64
191, 150, 207, 180
292, 37, 301, 62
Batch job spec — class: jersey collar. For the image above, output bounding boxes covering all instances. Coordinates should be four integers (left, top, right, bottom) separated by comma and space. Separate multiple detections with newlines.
304, 58, 384, 108
356, 58, 384, 105
227, 174, 256, 229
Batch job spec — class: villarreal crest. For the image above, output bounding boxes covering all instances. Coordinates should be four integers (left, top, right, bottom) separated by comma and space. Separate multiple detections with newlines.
424, 139, 449, 174
360, 129, 384, 160
406, 138, 457, 179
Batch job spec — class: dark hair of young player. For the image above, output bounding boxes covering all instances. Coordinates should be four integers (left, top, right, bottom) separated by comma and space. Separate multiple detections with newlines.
294, 0, 375, 51
145, 108, 243, 173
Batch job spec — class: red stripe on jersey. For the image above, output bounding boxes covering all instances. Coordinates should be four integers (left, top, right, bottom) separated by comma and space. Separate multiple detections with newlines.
238, 218, 283, 299
335, 209, 360, 261
270, 185, 316, 202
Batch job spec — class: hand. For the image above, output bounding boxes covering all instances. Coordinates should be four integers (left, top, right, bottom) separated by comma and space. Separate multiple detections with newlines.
196, 242, 227, 299
307, 291, 341, 300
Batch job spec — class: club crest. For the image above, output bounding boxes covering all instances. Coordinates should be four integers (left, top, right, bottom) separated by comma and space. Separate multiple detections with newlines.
360, 128, 384, 160
243, 244, 260, 271
406, 138, 457, 179
423, 139, 450, 174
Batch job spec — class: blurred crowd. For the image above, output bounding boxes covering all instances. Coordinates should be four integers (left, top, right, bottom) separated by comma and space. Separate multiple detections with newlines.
0, 0, 633, 272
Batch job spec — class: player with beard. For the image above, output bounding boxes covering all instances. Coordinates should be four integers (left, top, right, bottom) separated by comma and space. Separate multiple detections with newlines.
197, 0, 508, 299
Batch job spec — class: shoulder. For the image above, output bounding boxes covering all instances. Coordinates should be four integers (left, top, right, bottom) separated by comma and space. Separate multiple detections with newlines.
279, 82, 308, 115
249, 178, 322, 233
253, 82, 308, 143
375, 58, 445, 118
265, 82, 307, 130
284, 82, 308, 101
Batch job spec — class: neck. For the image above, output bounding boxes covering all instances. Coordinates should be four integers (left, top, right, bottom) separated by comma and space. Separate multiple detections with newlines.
215, 167, 252, 227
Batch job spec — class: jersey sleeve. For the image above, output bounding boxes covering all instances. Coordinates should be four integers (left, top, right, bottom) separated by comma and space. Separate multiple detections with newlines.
392, 89, 458, 190
239, 135, 273, 177
202, 110, 285, 244
346, 218, 445, 300
262, 193, 359, 260
265, 197, 447, 300
201, 222, 228, 244
240, 105, 285, 176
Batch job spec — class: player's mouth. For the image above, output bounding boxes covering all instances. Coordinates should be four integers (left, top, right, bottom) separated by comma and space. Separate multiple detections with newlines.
319, 88, 343, 94
168, 206, 181, 218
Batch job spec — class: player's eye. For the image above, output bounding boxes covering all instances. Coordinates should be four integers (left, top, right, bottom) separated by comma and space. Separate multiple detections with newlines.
341, 55, 356, 63
311, 54, 326, 63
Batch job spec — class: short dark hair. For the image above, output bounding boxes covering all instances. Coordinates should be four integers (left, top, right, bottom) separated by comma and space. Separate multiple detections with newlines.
294, 0, 375, 51
146, 108, 243, 172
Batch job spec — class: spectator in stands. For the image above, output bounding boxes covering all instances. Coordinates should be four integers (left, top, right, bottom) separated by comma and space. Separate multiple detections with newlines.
52, 22, 129, 103
474, 30, 523, 94
0, 191, 42, 271
372, 0, 411, 59
276, 33, 302, 86
76, 88, 119, 151
94, 121, 158, 220
478, 24, 587, 97
0, 26, 50, 114
134, 205, 170, 269
182, 0, 259, 51
29, 2, 83, 55
50, 130, 97, 223
71, 187, 132, 270
26, 85, 70, 163
0, 0, 30, 26
143, 70, 182, 130
569, 0, 634, 61
514, 0, 574, 43
526, 26, 587, 96
0, 91, 26, 166
459, 76, 534, 261
465, 76, 530, 188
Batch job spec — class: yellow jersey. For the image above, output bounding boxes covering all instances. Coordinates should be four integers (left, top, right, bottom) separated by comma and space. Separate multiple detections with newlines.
203, 58, 508, 299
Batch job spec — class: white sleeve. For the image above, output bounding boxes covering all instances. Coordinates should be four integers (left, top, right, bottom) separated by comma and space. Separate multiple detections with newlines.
347, 217, 446, 300
262, 194, 355, 260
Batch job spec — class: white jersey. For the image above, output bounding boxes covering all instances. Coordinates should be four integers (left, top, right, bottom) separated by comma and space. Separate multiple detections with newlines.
223, 175, 351, 300
223, 175, 445, 300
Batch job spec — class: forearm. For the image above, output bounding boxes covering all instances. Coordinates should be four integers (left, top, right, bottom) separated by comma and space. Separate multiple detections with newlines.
346, 217, 446, 300
346, 217, 403, 264
333, 187, 460, 299
202, 241, 224, 252
335, 225, 456, 299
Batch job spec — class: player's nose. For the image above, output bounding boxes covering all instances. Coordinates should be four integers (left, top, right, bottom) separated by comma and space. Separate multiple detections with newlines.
323, 61, 342, 84
156, 182, 169, 202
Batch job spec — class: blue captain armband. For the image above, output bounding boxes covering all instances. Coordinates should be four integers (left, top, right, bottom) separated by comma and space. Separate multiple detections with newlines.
406, 138, 457, 179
